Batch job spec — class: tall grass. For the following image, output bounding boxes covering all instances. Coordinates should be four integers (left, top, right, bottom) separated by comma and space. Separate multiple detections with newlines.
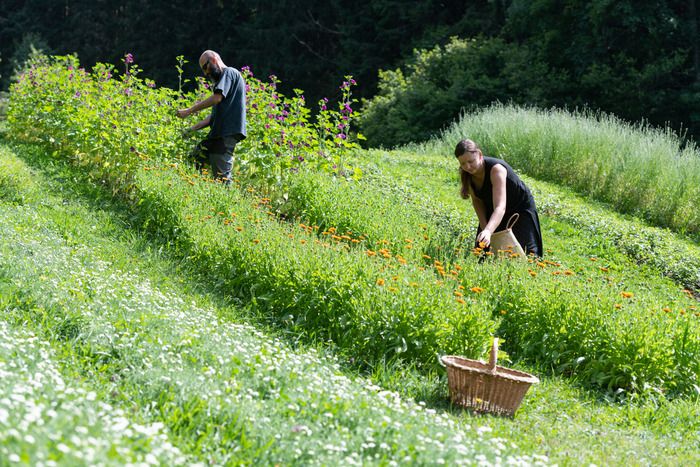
421, 104, 700, 238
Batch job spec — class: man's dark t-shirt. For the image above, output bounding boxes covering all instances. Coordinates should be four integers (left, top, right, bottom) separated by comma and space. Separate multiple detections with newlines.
208, 67, 247, 144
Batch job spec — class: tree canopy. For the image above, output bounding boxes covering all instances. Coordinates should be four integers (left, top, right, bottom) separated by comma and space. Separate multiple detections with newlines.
1, 0, 698, 144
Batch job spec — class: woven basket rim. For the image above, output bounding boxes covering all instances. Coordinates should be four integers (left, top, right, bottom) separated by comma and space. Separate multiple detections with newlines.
441, 355, 540, 384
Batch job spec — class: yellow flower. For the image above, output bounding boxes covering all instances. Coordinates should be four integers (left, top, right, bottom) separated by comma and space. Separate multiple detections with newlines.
376, 278, 385, 286
621, 291, 634, 299
470, 286, 484, 294
456, 298, 466, 305
454, 291, 464, 297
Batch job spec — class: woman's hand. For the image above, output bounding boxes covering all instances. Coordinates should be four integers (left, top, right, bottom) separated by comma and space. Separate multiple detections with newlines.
476, 228, 492, 247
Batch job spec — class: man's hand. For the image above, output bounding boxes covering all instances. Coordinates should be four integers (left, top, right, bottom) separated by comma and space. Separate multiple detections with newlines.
176, 108, 191, 119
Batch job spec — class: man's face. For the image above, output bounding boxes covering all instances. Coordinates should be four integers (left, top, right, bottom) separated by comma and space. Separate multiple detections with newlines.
201, 59, 223, 83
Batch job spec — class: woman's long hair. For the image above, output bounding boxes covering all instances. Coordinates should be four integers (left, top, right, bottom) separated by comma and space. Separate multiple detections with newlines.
455, 139, 481, 199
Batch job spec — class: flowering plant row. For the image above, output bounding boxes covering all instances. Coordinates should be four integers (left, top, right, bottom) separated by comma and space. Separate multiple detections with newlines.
8, 54, 361, 194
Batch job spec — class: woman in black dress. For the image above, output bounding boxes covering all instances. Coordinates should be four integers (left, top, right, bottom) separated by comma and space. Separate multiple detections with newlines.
455, 139, 543, 257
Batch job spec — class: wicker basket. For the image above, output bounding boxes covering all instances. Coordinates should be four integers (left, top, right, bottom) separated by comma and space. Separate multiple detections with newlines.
440, 338, 539, 417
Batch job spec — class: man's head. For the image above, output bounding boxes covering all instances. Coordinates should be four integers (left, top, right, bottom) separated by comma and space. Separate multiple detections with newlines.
199, 50, 226, 82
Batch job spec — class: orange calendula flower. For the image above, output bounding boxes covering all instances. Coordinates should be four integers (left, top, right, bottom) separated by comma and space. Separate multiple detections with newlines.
252, 239, 260, 244
621, 291, 634, 299
422, 255, 432, 260
536, 261, 546, 268
456, 298, 466, 305
662, 307, 672, 313
454, 291, 464, 297
458, 285, 465, 290
563, 270, 575, 276
614, 304, 622, 309
235, 226, 243, 232
376, 278, 385, 286
478, 241, 487, 249
470, 286, 484, 294
388, 286, 398, 293
552, 271, 561, 275
599, 267, 609, 272
528, 270, 537, 277
590, 257, 598, 262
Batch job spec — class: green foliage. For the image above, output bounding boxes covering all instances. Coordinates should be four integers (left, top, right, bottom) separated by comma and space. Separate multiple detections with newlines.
358, 36, 567, 147
7, 54, 362, 194
235, 69, 362, 186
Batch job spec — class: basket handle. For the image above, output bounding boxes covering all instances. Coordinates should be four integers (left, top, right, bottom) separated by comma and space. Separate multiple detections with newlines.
488, 338, 499, 373
506, 213, 520, 230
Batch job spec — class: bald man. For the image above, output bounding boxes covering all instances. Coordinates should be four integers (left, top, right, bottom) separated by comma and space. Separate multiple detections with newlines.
177, 50, 247, 184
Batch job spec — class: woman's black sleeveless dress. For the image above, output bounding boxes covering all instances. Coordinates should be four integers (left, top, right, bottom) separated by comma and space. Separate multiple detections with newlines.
470, 157, 543, 257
